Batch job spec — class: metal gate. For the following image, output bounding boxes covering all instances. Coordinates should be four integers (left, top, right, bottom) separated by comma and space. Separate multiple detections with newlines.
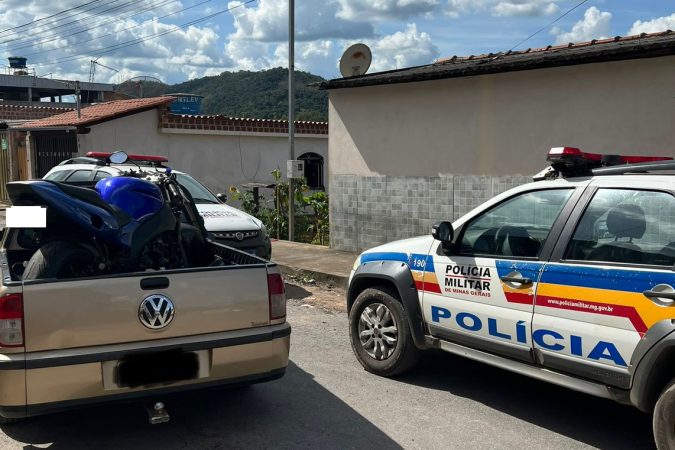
34, 133, 77, 178
0, 131, 10, 201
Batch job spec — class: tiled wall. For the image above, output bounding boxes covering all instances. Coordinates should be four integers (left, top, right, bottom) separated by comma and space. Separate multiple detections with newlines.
330, 174, 531, 252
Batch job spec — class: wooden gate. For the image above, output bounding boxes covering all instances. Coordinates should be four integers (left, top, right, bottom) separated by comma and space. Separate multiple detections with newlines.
33, 132, 77, 178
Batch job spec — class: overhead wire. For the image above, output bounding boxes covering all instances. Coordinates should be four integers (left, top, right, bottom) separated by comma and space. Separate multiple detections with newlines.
0, 0, 108, 36
30, 0, 257, 67
506, 0, 591, 52
1, 0, 148, 45
12, 0, 213, 56
6, 0, 179, 54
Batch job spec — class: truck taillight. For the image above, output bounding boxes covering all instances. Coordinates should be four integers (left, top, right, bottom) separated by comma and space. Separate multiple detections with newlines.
0, 293, 23, 347
267, 273, 286, 321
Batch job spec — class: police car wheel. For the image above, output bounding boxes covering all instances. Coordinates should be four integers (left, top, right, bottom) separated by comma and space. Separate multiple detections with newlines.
654, 379, 675, 450
349, 287, 420, 377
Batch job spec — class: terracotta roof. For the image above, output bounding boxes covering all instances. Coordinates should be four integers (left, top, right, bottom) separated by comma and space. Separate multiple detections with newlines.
321, 30, 675, 89
161, 114, 328, 135
16, 96, 174, 129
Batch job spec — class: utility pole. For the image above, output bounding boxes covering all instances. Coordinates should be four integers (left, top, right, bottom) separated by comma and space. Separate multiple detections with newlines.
74, 81, 81, 119
287, 0, 295, 241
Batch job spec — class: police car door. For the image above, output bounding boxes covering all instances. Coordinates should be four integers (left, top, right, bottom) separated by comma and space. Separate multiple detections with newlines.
424, 188, 577, 362
534, 186, 675, 388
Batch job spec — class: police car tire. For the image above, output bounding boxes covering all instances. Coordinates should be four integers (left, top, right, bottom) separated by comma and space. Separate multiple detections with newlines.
349, 287, 420, 377
654, 379, 675, 450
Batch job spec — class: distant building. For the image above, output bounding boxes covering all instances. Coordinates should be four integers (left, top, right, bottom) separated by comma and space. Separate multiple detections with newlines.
320, 31, 675, 252
167, 93, 204, 115
7, 97, 328, 199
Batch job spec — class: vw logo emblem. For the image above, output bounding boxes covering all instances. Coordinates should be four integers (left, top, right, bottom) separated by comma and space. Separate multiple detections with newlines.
139, 294, 175, 330
235, 232, 244, 241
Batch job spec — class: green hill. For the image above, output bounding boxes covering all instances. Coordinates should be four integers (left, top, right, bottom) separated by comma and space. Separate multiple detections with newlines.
166, 68, 328, 122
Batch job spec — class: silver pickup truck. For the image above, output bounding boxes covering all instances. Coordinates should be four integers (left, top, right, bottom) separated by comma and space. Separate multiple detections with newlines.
0, 229, 290, 422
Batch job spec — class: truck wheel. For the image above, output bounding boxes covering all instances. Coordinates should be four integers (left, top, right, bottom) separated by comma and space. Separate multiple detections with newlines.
349, 287, 420, 377
23, 241, 97, 280
654, 379, 675, 450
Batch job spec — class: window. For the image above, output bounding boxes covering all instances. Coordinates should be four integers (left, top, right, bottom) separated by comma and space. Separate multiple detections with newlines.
460, 189, 573, 258
44, 170, 69, 181
564, 189, 675, 266
298, 152, 324, 189
174, 173, 219, 204
64, 170, 92, 182
93, 170, 112, 182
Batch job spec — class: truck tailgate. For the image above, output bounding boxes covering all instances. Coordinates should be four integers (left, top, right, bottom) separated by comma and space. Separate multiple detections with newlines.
21, 266, 271, 352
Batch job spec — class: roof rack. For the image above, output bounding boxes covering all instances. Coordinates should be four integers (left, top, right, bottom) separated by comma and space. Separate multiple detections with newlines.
533, 147, 674, 180
592, 160, 675, 176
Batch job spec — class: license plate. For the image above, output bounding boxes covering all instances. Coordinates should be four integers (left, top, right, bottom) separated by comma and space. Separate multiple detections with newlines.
115, 350, 200, 388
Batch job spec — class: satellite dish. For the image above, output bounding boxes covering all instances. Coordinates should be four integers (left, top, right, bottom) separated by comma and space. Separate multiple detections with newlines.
116, 76, 166, 98
339, 43, 372, 78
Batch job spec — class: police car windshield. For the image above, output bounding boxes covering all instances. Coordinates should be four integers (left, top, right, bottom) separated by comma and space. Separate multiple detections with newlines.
175, 173, 219, 204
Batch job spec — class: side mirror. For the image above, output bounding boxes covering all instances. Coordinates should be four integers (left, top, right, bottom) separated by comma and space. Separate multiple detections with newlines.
432, 221, 454, 250
109, 151, 128, 164
216, 193, 227, 203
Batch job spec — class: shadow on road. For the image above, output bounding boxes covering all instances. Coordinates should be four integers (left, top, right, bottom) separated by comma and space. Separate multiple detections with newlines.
285, 283, 313, 301
3, 361, 400, 450
398, 350, 654, 449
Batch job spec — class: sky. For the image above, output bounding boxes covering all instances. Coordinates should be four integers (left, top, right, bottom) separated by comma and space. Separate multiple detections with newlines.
0, 0, 673, 85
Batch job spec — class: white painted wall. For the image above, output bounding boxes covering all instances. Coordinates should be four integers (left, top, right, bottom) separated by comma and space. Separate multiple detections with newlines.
328, 56, 675, 178
77, 109, 328, 195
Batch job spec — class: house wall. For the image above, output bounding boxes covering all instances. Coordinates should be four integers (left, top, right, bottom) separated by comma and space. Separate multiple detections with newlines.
77, 110, 328, 197
328, 56, 675, 251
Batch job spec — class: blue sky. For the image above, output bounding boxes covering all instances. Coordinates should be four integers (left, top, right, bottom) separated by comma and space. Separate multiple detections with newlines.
0, 0, 673, 84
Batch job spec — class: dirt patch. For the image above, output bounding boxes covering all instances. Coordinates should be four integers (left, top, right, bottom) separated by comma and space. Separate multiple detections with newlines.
284, 277, 346, 313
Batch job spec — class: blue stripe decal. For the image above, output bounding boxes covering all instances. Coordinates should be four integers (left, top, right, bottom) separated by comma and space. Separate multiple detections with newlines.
360, 252, 435, 272
495, 260, 544, 280
410, 254, 435, 272
540, 264, 675, 293
361, 252, 409, 264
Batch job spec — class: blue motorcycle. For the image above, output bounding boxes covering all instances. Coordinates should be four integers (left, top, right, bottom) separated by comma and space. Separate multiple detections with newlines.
7, 151, 210, 280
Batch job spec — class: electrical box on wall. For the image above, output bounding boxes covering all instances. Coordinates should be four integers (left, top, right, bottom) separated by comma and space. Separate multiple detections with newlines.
287, 160, 305, 179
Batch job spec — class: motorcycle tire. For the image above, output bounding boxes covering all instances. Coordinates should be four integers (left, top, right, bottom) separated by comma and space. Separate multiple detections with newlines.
23, 241, 98, 281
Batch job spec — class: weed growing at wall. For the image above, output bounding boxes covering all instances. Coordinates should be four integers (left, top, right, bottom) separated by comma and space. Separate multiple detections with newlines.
229, 169, 330, 245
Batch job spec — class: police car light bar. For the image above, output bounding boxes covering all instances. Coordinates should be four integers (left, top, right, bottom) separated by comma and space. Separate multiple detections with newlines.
541, 147, 673, 179
85, 152, 169, 163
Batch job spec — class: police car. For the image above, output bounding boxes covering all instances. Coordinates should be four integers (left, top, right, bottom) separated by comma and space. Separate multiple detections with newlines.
43, 152, 272, 259
347, 148, 675, 449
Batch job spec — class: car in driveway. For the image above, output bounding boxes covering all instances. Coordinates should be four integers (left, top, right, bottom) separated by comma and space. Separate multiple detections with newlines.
43, 152, 272, 260
347, 147, 675, 449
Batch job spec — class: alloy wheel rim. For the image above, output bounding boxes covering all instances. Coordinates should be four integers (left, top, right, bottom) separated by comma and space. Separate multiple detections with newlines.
358, 303, 398, 360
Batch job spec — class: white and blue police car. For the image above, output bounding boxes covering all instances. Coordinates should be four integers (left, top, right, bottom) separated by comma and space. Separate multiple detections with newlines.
347, 147, 675, 449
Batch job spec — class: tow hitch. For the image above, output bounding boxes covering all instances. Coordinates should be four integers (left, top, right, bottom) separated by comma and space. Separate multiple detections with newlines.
145, 401, 170, 424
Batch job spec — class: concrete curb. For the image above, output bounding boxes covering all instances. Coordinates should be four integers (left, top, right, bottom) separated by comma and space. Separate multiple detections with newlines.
276, 264, 349, 290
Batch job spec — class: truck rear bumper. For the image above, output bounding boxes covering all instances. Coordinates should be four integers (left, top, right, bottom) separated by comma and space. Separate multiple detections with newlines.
0, 322, 291, 418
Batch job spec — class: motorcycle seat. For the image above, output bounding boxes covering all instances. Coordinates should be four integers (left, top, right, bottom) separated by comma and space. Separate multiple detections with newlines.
51, 181, 131, 226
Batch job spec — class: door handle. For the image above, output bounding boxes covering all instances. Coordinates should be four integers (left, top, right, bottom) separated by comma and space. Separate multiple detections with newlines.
643, 284, 675, 305
141, 277, 170, 290
500, 275, 533, 286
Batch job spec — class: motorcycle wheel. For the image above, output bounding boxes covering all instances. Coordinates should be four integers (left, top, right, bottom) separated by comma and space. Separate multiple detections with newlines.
23, 241, 98, 280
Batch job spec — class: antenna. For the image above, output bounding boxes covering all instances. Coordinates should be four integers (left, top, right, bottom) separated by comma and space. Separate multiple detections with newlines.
339, 43, 372, 78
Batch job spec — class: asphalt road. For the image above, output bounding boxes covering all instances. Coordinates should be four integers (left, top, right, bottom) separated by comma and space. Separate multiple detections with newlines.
0, 297, 656, 449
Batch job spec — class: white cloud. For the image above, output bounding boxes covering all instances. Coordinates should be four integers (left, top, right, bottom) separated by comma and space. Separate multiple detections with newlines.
492, 1, 558, 17
445, 0, 559, 17
336, 0, 439, 22
365, 23, 440, 72
551, 6, 611, 44
228, 0, 373, 42
0, 0, 232, 84
628, 13, 675, 35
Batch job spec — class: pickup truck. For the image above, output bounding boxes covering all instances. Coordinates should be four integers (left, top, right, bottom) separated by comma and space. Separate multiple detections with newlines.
0, 209, 290, 422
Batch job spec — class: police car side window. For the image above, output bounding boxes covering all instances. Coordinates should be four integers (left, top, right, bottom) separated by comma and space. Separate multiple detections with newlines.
65, 170, 92, 182
93, 170, 111, 181
564, 189, 675, 266
459, 189, 573, 258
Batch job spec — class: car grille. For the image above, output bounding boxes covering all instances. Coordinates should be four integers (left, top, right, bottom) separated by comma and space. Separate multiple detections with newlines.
212, 230, 259, 241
